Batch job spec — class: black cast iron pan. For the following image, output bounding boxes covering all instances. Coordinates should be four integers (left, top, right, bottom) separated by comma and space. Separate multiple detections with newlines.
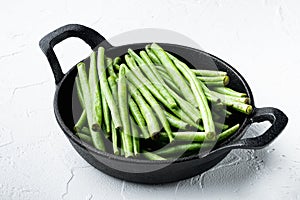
39, 24, 288, 184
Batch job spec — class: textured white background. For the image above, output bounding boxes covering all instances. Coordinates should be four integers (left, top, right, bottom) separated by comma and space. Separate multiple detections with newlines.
0, 0, 299, 199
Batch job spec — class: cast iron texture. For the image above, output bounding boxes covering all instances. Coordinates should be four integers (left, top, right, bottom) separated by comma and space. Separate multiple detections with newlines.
39, 24, 288, 184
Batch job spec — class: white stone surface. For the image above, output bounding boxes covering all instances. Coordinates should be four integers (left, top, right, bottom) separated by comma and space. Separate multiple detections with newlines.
0, 0, 299, 199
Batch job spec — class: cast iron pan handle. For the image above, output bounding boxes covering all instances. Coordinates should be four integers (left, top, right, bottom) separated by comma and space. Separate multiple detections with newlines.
39, 24, 112, 84
214, 107, 288, 154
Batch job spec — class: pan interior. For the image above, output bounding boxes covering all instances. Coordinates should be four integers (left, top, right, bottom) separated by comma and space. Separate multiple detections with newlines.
56, 43, 253, 160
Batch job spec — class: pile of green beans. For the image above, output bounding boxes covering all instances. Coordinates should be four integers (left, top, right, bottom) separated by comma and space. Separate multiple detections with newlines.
74, 43, 252, 160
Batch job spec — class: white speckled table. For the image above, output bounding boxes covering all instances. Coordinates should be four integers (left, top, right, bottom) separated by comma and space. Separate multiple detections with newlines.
0, 0, 299, 199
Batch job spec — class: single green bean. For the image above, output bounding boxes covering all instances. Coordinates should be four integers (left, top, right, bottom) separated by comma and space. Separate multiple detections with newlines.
120, 130, 125, 156
89, 51, 102, 129
118, 66, 133, 157
113, 57, 122, 65
159, 131, 207, 142
74, 110, 87, 132
210, 91, 250, 104
97, 47, 122, 128
204, 81, 229, 87
106, 57, 117, 78
77, 133, 93, 144
225, 109, 232, 116
111, 122, 119, 155
107, 76, 118, 106
197, 76, 229, 83
155, 143, 202, 156
227, 101, 252, 114
76, 80, 93, 132
113, 63, 120, 71
213, 87, 247, 97
75, 76, 84, 108
151, 43, 197, 105
218, 124, 240, 141
129, 98, 150, 139
130, 117, 140, 156
101, 92, 111, 133
77, 62, 105, 151
192, 69, 227, 76
142, 150, 166, 160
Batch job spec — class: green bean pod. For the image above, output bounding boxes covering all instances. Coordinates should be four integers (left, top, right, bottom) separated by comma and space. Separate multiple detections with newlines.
210, 91, 250, 104
118, 66, 133, 157
155, 143, 203, 156
113, 63, 120, 71
159, 131, 207, 142
106, 57, 117, 78
101, 92, 111, 134
130, 117, 140, 156
76, 133, 93, 144
111, 122, 119, 155
113, 56, 122, 66
191, 69, 227, 77
74, 110, 87, 132
97, 47, 122, 128
204, 81, 229, 87
213, 87, 247, 97
107, 76, 118, 106
197, 76, 229, 83
75, 76, 84, 108
89, 51, 102, 129
218, 124, 240, 141
129, 98, 150, 139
